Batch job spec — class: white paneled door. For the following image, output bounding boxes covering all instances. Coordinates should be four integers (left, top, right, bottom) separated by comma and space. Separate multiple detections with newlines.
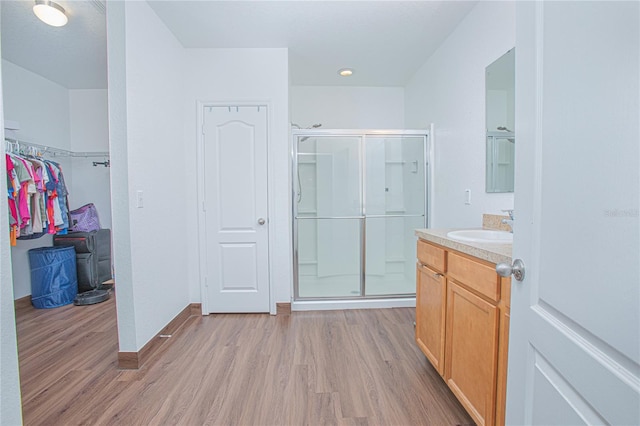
507, 2, 639, 424
202, 106, 270, 313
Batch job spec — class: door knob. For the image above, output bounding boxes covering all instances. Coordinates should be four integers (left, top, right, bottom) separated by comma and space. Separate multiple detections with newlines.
496, 259, 526, 281
257, 218, 266, 225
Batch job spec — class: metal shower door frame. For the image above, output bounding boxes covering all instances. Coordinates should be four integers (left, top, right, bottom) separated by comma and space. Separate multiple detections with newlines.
291, 129, 430, 301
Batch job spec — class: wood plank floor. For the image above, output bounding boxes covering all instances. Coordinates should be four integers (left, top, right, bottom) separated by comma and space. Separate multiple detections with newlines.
16, 296, 474, 425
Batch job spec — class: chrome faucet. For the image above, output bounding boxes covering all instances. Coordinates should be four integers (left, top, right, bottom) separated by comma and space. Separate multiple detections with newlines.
501, 209, 514, 232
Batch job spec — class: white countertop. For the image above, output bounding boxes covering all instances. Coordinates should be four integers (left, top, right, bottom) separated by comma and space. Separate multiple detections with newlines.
415, 228, 512, 265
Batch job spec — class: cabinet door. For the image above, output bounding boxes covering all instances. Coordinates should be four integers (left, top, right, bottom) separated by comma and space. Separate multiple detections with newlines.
445, 280, 499, 426
415, 263, 446, 376
495, 306, 510, 426
495, 277, 511, 426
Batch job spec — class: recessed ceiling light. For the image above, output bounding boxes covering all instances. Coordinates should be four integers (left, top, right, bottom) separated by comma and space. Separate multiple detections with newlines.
33, 0, 68, 27
338, 68, 354, 77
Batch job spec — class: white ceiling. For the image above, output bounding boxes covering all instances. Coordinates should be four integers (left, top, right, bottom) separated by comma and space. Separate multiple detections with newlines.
1, 0, 107, 89
147, 0, 477, 87
1, 0, 477, 90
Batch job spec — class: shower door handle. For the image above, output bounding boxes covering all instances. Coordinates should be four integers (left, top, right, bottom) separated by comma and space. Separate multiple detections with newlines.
257, 218, 266, 225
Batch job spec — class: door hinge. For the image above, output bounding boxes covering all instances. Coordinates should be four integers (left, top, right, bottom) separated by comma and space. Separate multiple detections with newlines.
202, 201, 206, 212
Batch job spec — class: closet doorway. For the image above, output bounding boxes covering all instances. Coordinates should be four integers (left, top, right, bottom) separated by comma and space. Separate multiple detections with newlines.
2, 1, 112, 298
198, 104, 271, 313
1, 0, 113, 409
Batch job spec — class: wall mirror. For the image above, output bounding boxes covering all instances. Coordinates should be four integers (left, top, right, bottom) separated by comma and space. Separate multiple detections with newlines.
485, 48, 515, 193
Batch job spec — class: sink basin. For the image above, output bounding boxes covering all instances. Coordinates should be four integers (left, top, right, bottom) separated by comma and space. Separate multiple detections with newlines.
446, 229, 513, 244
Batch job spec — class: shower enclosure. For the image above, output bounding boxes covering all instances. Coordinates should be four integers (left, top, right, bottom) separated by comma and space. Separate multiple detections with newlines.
486, 131, 515, 193
292, 130, 428, 300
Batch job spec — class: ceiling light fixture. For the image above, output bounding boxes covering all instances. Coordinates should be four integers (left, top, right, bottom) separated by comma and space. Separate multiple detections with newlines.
33, 0, 68, 27
338, 68, 354, 77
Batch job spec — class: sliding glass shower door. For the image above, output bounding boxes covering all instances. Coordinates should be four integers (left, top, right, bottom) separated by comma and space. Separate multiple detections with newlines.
296, 136, 362, 298
364, 136, 426, 296
294, 131, 427, 300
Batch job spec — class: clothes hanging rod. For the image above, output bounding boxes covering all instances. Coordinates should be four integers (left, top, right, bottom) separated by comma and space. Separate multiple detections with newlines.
4, 137, 109, 158
92, 160, 110, 168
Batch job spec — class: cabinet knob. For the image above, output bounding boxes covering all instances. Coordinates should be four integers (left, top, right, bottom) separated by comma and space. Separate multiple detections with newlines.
257, 218, 266, 225
496, 259, 526, 281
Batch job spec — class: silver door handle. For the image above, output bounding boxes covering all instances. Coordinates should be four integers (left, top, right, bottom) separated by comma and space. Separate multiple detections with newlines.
257, 218, 266, 225
496, 259, 526, 281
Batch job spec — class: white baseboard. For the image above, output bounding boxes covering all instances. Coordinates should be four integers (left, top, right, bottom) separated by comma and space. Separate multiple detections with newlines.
292, 297, 416, 311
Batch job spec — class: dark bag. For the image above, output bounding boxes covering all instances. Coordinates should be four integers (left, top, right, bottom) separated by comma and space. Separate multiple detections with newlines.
54, 229, 112, 292
69, 203, 101, 232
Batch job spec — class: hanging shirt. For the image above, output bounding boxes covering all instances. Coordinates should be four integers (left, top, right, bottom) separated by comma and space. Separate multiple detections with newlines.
10, 155, 32, 230
5, 154, 19, 245
36, 158, 50, 231
16, 157, 36, 235
47, 161, 69, 232
42, 160, 58, 233
26, 159, 45, 234
46, 162, 63, 228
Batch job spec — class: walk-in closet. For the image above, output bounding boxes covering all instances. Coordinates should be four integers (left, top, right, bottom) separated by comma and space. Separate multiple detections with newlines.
2, 0, 112, 389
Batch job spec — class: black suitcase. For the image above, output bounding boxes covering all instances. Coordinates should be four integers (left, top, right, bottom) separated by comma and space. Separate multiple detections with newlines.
54, 229, 112, 293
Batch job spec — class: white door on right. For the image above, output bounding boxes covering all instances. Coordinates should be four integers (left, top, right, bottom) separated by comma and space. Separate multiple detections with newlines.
507, 2, 639, 425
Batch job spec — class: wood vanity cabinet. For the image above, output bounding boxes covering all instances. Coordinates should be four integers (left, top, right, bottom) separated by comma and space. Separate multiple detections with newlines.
495, 273, 511, 426
416, 262, 446, 375
415, 239, 511, 426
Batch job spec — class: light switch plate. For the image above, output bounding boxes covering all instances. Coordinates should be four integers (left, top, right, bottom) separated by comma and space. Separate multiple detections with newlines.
136, 190, 144, 208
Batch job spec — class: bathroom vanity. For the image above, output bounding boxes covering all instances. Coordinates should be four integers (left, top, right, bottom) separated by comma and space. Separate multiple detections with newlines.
415, 228, 512, 426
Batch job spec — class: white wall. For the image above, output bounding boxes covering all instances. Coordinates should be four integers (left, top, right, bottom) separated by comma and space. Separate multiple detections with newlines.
291, 86, 405, 129
109, 4, 290, 351
405, 1, 516, 228
106, 0, 137, 351
183, 48, 290, 304
69, 89, 112, 228
2, 59, 71, 150
108, 0, 190, 352
0, 10, 24, 419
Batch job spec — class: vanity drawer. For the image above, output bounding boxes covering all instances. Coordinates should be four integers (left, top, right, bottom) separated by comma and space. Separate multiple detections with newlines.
417, 240, 446, 272
448, 252, 500, 302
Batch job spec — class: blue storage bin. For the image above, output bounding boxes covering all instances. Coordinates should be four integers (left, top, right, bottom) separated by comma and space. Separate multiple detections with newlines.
28, 246, 78, 308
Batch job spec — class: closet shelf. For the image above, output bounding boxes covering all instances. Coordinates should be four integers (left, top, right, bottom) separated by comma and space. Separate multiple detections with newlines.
5, 138, 109, 158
